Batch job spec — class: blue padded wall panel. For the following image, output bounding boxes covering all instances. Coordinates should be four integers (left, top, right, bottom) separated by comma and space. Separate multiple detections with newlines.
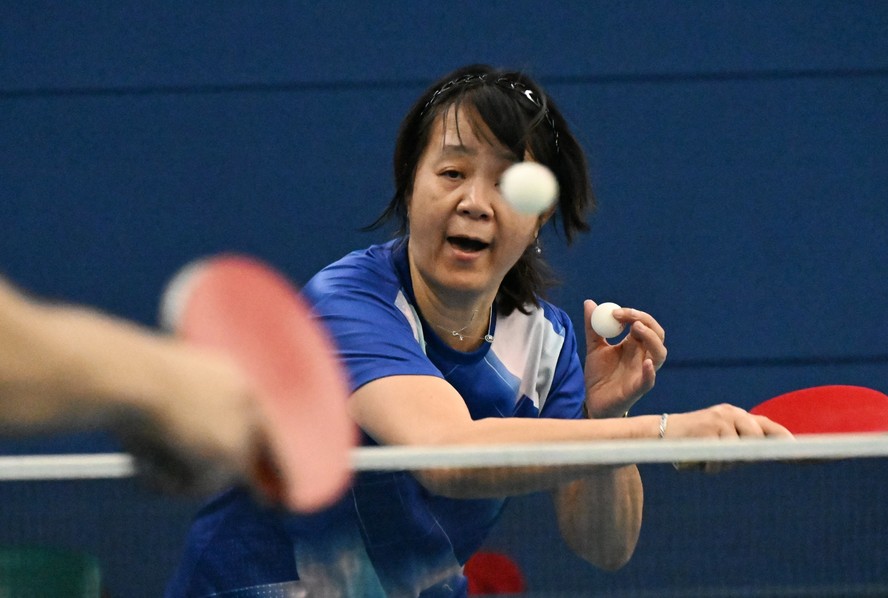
544, 75, 888, 363
4, 77, 884, 357
3, 2, 886, 91
1, 88, 406, 322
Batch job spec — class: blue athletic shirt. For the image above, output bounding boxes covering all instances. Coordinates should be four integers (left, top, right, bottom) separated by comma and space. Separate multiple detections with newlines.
165, 238, 587, 598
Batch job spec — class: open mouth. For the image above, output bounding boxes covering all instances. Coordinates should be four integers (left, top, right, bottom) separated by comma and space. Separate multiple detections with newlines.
447, 236, 490, 253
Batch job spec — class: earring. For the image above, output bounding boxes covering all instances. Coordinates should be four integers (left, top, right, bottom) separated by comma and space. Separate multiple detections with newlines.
533, 240, 542, 255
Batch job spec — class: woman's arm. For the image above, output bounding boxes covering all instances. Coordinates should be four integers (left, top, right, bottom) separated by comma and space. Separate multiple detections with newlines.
352, 374, 657, 494
350, 373, 790, 569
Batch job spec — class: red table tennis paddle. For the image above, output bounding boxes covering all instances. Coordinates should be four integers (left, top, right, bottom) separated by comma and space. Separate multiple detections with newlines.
750, 384, 888, 435
161, 254, 355, 512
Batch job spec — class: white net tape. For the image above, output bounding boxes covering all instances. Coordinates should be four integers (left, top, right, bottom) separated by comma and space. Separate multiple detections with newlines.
2, 433, 887, 480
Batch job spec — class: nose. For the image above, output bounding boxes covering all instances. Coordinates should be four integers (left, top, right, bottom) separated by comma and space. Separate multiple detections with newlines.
456, 180, 496, 220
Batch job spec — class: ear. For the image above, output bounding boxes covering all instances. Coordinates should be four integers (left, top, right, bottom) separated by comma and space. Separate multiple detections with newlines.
535, 204, 556, 235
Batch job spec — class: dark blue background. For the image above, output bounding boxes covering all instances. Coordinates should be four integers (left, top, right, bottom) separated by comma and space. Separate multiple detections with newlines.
2, 2, 886, 595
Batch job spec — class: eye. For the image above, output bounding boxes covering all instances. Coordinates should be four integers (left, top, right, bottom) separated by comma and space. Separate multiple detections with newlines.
440, 169, 463, 180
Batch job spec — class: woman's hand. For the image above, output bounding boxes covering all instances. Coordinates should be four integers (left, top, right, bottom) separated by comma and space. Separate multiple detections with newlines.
664, 403, 794, 473
583, 300, 667, 418
665, 404, 792, 439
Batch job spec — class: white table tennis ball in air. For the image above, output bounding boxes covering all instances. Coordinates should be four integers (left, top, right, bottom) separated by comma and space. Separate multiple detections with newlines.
590, 302, 625, 339
499, 161, 558, 214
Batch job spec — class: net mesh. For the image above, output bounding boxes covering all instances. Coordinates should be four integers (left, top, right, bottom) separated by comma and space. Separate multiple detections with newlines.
1, 435, 887, 597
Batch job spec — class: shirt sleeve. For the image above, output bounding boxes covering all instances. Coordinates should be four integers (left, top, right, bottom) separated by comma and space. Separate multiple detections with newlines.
302, 252, 442, 393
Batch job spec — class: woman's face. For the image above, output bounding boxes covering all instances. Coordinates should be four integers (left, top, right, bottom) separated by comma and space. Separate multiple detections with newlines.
407, 104, 545, 303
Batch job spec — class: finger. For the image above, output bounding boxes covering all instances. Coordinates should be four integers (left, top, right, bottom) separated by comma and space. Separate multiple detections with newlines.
583, 299, 607, 348
733, 412, 767, 438
639, 358, 657, 394
613, 307, 666, 343
703, 461, 737, 475
627, 321, 668, 369
754, 414, 794, 438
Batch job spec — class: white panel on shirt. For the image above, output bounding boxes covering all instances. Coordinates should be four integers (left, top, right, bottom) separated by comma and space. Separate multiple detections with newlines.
394, 291, 566, 414
394, 290, 427, 352
491, 306, 566, 413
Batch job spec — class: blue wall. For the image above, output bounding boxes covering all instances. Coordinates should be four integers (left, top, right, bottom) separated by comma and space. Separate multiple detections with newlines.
2, 2, 886, 595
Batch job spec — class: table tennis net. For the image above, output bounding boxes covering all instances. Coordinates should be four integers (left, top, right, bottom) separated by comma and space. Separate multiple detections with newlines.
1, 434, 887, 597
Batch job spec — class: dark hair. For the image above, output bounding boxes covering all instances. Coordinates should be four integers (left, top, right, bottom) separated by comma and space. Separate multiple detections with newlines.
369, 64, 596, 315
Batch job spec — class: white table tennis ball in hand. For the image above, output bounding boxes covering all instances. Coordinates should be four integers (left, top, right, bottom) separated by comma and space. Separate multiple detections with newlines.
499, 161, 559, 214
590, 302, 625, 339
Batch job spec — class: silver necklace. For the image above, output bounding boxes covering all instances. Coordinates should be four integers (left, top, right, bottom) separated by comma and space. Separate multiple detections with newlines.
434, 309, 494, 343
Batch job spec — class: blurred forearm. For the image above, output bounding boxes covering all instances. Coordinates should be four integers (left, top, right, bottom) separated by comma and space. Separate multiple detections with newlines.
0, 279, 170, 432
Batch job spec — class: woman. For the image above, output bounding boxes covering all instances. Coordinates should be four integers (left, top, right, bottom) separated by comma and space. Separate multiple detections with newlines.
167, 64, 790, 597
